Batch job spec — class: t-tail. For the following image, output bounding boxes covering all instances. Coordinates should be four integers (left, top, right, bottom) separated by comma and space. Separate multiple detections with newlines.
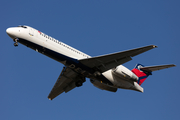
132, 64, 152, 85
132, 64, 176, 85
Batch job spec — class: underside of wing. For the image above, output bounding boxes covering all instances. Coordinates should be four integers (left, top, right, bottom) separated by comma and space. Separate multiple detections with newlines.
79, 45, 157, 73
140, 64, 176, 72
48, 67, 85, 100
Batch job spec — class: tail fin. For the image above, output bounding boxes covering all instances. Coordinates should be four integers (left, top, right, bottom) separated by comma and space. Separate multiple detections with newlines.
131, 64, 152, 85
132, 64, 175, 85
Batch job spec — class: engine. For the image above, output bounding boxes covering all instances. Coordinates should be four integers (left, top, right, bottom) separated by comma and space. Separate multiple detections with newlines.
112, 65, 138, 82
90, 79, 117, 92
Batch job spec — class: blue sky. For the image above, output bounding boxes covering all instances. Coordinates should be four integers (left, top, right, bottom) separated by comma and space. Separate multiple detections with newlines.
1, 1, 179, 120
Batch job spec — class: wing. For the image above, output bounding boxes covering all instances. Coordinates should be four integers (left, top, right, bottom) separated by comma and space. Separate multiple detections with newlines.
48, 67, 85, 100
79, 45, 157, 73
140, 64, 176, 72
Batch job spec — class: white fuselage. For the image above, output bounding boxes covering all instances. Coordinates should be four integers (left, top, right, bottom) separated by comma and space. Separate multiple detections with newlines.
6, 25, 143, 92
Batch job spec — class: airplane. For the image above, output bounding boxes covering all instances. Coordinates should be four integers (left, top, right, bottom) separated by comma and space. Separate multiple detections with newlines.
6, 25, 176, 100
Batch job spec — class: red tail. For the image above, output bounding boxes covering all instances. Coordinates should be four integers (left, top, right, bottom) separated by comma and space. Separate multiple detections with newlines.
131, 64, 152, 85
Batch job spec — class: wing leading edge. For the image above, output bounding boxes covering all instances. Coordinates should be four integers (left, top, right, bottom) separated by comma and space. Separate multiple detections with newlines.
79, 45, 157, 73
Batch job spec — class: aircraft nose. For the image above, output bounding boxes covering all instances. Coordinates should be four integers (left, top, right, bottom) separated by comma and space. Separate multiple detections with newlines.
6, 27, 16, 35
6, 27, 19, 39
6, 28, 12, 35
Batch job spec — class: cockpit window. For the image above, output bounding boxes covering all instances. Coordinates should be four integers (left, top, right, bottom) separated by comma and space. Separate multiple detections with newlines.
18, 25, 27, 28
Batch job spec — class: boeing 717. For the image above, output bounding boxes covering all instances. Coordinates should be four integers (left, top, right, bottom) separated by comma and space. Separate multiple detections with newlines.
6, 25, 175, 100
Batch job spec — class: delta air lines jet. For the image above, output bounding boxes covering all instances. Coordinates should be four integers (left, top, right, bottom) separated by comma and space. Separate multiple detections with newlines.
6, 25, 175, 100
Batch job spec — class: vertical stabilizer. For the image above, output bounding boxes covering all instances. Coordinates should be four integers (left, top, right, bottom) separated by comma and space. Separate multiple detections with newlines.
131, 64, 152, 85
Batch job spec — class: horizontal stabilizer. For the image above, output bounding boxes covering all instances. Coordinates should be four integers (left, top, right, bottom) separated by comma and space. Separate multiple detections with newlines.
140, 64, 176, 72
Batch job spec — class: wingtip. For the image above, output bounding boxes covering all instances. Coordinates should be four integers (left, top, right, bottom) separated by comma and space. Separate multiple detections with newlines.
48, 97, 52, 100
170, 64, 176, 67
152, 45, 158, 48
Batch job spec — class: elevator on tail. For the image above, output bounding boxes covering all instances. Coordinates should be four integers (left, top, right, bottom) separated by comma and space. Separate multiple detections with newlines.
6, 25, 176, 100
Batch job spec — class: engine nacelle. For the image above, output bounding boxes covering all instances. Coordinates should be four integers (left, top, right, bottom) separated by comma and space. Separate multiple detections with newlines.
90, 79, 117, 92
112, 65, 138, 81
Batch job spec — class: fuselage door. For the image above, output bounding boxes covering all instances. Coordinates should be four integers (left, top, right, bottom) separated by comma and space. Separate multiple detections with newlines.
29, 28, 34, 36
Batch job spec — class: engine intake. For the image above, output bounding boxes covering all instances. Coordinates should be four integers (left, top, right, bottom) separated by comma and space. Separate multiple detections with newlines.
112, 65, 138, 81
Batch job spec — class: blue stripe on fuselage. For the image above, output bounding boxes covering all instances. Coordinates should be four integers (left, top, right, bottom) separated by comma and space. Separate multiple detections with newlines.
18, 38, 92, 71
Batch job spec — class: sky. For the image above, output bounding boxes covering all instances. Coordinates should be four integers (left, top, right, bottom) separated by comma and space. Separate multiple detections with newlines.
1, 0, 180, 120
